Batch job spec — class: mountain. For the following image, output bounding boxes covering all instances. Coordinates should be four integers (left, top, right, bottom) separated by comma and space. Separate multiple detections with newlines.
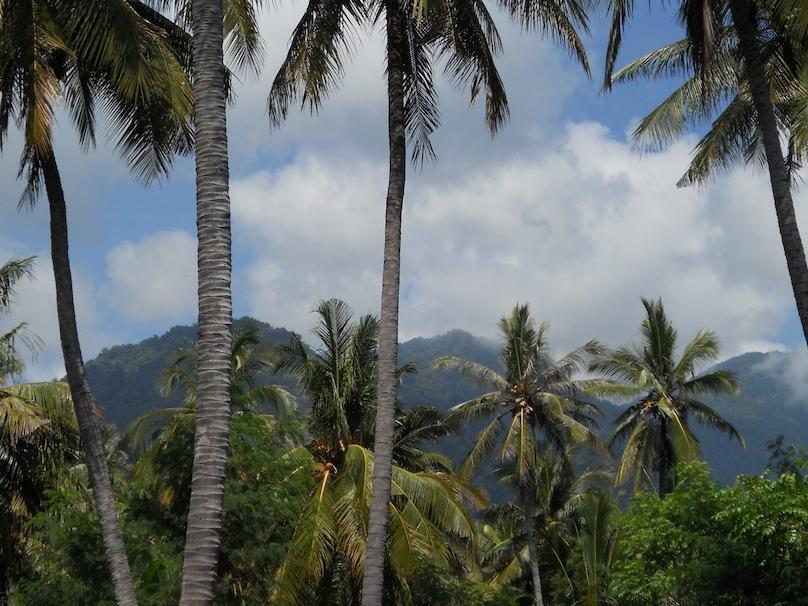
86, 318, 297, 429
86, 318, 808, 485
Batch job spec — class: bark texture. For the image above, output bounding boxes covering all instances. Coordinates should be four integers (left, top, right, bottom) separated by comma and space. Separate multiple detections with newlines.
729, 0, 808, 346
179, 0, 234, 602
522, 488, 545, 606
360, 4, 407, 605
42, 151, 138, 606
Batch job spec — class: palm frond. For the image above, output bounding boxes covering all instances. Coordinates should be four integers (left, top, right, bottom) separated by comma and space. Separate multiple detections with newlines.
460, 412, 504, 477
603, 0, 636, 88
683, 369, 738, 396
0, 257, 35, 310
275, 467, 337, 605
267, 0, 365, 126
433, 356, 507, 389
499, 0, 591, 74
687, 398, 745, 446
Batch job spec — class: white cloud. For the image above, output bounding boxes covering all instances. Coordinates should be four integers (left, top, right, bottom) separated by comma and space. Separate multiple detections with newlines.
225, 3, 581, 173
232, 121, 807, 359
105, 230, 197, 323
754, 345, 808, 405
0, 242, 123, 381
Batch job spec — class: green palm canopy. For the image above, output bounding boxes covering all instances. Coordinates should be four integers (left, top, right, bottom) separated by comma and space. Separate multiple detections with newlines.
589, 298, 744, 496
272, 299, 480, 605
435, 303, 603, 606
0, 256, 80, 600
611, 15, 808, 187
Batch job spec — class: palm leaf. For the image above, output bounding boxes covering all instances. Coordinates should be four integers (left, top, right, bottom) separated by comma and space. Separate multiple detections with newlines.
433, 356, 507, 389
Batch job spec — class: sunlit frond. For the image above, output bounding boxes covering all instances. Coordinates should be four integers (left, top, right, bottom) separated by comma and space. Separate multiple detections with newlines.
683, 369, 738, 396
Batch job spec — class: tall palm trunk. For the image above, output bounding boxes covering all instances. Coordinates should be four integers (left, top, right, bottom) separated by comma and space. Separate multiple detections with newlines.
658, 417, 672, 497
728, 0, 808, 346
179, 0, 234, 602
41, 151, 138, 606
522, 488, 545, 606
360, 4, 406, 605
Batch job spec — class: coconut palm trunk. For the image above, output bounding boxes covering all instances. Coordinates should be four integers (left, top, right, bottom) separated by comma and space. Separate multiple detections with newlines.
360, 4, 407, 605
727, 0, 808, 346
522, 488, 545, 606
40, 150, 138, 606
658, 417, 672, 497
179, 0, 234, 602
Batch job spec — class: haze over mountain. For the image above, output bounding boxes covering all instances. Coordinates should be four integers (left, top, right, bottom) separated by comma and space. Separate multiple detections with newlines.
85, 317, 808, 485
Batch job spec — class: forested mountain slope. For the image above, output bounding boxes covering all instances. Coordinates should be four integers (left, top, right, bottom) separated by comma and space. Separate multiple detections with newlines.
87, 319, 807, 483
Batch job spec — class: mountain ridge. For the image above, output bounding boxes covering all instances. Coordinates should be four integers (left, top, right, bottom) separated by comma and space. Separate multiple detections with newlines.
85, 317, 808, 484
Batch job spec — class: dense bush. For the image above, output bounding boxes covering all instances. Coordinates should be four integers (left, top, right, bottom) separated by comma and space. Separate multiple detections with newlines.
12, 414, 310, 605
610, 462, 808, 606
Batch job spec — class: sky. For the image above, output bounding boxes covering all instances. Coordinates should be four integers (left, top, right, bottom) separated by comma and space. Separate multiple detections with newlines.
2, 2, 808, 381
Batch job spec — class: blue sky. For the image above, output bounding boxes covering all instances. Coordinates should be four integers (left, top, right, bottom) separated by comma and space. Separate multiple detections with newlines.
3, 3, 806, 380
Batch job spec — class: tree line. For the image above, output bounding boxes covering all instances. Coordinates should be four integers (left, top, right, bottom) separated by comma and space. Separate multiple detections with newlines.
1, 0, 808, 604
4, 256, 806, 604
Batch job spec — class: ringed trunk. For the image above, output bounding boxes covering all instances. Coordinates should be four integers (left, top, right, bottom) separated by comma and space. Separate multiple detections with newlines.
360, 4, 407, 605
729, 0, 808, 347
522, 488, 545, 606
179, 0, 234, 602
41, 151, 138, 606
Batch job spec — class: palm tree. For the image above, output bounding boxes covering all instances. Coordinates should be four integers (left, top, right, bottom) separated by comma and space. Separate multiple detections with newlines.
273, 299, 480, 605
604, 0, 808, 349
124, 325, 296, 458
0, 3, 194, 601
480, 447, 612, 604
611, 23, 808, 186
589, 298, 744, 496
268, 2, 511, 600
0, 256, 80, 601
0, 381, 79, 599
178, 0, 237, 597
125, 2, 265, 599
435, 304, 603, 606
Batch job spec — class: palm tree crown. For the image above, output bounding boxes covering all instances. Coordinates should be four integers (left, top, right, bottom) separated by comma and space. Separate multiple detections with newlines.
436, 304, 603, 484
610, 9, 808, 187
0, 256, 80, 601
272, 299, 479, 605
589, 298, 743, 496
435, 303, 603, 606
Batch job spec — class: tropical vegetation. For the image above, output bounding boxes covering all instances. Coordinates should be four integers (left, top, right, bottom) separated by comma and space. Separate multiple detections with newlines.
1, 0, 808, 603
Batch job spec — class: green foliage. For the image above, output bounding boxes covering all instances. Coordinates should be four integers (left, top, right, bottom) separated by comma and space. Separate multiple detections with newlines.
124, 323, 296, 457
406, 559, 519, 606
273, 300, 479, 605
610, 462, 808, 606
590, 298, 742, 495
13, 475, 182, 606
80, 318, 808, 486
87, 318, 298, 429
14, 413, 311, 605
766, 434, 808, 480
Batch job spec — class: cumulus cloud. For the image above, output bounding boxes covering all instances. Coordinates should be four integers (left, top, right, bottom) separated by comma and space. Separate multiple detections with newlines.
0, 242, 123, 381
225, 3, 581, 172
105, 230, 197, 323
3, 0, 807, 380
232, 121, 808, 358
